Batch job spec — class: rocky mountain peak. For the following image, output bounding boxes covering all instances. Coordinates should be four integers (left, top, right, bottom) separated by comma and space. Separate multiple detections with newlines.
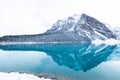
46, 13, 116, 40
77, 13, 116, 39
78, 13, 87, 24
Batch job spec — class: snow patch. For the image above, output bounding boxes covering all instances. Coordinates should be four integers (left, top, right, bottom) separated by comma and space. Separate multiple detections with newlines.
105, 24, 120, 31
94, 31, 107, 39
0, 72, 51, 80
72, 14, 80, 21
68, 25, 75, 31
92, 39, 120, 45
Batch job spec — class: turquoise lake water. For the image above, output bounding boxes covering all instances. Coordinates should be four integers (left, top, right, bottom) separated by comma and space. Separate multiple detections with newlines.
0, 43, 120, 80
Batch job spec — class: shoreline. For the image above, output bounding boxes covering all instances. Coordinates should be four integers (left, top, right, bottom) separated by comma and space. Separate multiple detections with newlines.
0, 41, 90, 45
3, 71, 69, 80
0, 72, 51, 80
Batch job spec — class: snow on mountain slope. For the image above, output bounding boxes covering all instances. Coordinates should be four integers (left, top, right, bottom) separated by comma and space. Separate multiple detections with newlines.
46, 14, 80, 33
105, 24, 120, 39
46, 13, 116, 41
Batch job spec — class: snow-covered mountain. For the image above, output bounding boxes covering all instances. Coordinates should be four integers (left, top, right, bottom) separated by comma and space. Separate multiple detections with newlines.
46, 14, 116, 40
0, 13, 117, 43
46, 14, 80, 32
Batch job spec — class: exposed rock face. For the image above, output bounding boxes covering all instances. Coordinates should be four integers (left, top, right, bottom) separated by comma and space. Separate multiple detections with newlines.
0, 13, 117, 43
76, 14, 116, 40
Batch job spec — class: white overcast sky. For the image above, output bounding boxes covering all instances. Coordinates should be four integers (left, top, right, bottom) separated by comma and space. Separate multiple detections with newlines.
0, 0, 120, 36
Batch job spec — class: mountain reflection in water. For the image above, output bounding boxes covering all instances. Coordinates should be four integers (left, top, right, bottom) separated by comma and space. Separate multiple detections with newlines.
0, 43, 116, 72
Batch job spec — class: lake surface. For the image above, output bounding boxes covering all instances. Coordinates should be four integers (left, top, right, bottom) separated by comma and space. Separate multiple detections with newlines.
0, 43, 120, 80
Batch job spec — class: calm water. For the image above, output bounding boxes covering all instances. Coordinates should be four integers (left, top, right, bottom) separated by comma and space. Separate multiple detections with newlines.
0, 43, 120, 80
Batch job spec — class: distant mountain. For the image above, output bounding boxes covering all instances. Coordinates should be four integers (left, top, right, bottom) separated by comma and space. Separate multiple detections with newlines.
0, 13, 117, 43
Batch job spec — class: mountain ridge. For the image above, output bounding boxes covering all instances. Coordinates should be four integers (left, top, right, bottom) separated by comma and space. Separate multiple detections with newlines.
0, 13, 117, 43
